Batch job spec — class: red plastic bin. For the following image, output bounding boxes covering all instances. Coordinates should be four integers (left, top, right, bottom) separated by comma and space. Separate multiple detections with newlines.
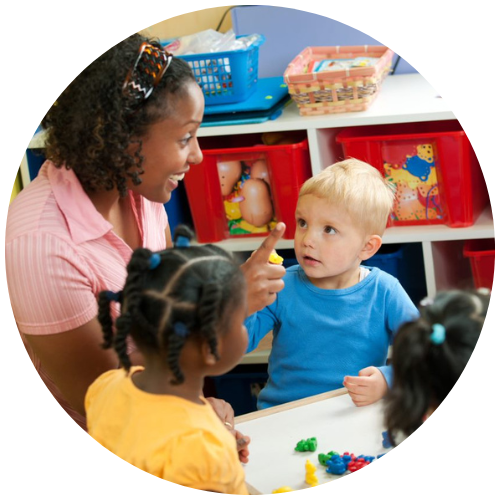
336, 120, 489, 227
184, 133, 311, 243
464, 239, 495, 290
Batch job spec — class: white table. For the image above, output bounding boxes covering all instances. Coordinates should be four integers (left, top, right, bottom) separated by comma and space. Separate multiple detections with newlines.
235, 389, 391, 494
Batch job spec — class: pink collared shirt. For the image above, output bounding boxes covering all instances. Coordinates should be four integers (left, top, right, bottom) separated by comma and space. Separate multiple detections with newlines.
6, 160, 169, 427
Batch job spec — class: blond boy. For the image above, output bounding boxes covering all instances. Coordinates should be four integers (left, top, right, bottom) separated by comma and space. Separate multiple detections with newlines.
245, 159, 419, 409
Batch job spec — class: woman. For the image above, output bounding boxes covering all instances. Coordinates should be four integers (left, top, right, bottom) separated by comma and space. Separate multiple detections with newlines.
6, 33, 285, 431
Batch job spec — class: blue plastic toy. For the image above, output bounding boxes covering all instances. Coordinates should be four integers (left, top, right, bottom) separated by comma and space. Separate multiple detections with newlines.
325, 456, 347, 475
382, 430, 392, 449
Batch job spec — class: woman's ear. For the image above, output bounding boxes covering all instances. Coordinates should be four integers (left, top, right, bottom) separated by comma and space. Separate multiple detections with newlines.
359, 235, 383, 261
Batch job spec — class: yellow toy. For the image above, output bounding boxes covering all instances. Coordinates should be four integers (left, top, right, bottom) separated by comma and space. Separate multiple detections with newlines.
272, 486, 294, 493
305, 459, 319, 487
269, 249, 284, 265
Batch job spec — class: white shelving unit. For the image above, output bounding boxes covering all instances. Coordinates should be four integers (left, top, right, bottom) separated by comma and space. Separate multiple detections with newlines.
24, 73, 494, 300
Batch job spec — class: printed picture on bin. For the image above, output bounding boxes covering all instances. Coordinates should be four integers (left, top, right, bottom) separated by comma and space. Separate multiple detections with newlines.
217, 155, 276, 236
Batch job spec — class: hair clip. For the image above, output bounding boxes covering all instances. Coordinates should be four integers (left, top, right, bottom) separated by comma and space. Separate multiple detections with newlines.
174, 235, 191, 248
122, 42, 172, 112
149, 253, 162, 270
105, 291, 122, 303
430, 323, 446, 345
173, 321, 189, 338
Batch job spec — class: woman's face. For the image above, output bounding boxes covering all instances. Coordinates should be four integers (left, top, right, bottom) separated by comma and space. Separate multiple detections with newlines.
131, 81, 205, 204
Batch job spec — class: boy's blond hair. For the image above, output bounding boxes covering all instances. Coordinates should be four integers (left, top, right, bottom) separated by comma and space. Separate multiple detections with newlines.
299, 158, 395, 236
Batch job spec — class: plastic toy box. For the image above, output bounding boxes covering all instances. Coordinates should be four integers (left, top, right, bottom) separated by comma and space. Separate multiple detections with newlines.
464, 239, 495, 290
336, 120, 488, 228
210, 365, 269, 416
284, 45, 394, 116
184, 132, 312, 243
167, 35, 265, 105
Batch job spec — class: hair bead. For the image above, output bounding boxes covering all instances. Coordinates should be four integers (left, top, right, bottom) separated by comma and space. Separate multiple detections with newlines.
430, 323, 446, 345
149, 253, 162, 269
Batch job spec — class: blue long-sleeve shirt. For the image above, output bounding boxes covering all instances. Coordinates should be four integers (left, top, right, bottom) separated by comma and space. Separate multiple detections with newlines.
244, 265, 419, 409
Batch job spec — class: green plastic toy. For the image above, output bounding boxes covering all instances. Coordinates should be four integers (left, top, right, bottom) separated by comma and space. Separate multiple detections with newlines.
318, 451, 339, 466
295, 437, 318, 452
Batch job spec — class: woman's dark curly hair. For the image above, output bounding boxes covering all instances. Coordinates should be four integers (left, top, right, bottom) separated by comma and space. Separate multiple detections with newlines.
97, 226, 246, 385
384, 289, 489, 442
41, 33, 197, 197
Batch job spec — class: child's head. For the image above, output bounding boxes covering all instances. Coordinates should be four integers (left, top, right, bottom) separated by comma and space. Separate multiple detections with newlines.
298, 159, 395, 236
385, 289, 489, 440
294, 159, 395, 288
42, 33, 203, 201
98, 227, 248, 385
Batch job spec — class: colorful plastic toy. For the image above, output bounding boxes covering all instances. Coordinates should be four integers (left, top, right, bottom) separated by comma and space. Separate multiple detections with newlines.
272, 486, 294, 494
269, 249, 284, 265
295, 437, 318, 452
382, 430, 392, 449
325, 455, 347, 475
318, 451, 338, 466
341, 452, 356, 465
305, 459, 319, 487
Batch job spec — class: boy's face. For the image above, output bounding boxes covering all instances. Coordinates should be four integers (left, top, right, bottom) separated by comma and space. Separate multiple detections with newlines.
294, 194, 370, 289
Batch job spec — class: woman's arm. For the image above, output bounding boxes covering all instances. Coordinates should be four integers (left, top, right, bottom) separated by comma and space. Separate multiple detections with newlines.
23, 317, 120, 417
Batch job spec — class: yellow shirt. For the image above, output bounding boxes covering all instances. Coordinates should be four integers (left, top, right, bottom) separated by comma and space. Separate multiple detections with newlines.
85, 367, 248, 494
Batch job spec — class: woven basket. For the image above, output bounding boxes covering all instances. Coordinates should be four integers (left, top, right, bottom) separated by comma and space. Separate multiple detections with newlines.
284, 45, 394, 116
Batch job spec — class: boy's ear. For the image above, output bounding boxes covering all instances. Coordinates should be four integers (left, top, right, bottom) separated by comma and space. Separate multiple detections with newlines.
359, 235, 383, 261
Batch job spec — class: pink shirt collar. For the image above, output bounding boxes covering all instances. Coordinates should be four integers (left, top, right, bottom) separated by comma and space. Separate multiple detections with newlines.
47, 161, 114, 245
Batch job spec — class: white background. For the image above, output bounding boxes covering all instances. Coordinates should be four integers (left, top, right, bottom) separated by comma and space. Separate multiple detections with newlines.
1, 1, 498, 499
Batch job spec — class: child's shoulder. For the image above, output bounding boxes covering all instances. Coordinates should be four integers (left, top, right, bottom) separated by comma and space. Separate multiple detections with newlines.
360, 265, 401, 288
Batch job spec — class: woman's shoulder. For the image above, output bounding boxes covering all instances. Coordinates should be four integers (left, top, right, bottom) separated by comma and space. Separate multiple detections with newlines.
6, 163, 59, 241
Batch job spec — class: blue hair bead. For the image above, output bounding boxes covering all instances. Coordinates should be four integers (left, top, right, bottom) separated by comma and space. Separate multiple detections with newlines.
430, 323, 446, 345
105, 291, 122, 303
173, 321, 189, 338
175, 235, 190, 248
149, 253, 161, 270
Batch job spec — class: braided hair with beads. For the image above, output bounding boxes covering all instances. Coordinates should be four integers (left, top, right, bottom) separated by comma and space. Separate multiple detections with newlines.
98, 226, 246, 385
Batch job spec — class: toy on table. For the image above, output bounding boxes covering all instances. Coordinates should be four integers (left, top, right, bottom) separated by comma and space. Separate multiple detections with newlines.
347, 455, 374, 473
217, 157, 276, 236
318, 451, 338, 466
269, 249, 284, 265
272, 486, 295, 494
295, 437, 318, 452
382, 430, 393, 449
305, 460, 319, 487
325, 455, 347, 475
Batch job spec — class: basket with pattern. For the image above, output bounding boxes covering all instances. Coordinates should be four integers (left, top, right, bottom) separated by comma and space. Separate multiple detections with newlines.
284, 45, 394, 116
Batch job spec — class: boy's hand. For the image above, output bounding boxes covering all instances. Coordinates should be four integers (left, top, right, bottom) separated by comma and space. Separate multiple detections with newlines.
343, 366, 388, 406
240, 222, 286, 316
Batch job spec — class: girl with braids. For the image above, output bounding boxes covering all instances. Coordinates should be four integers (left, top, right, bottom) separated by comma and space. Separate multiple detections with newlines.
384, 289, 490, 444
85, 229, 250, 494
6, 33, 285, 429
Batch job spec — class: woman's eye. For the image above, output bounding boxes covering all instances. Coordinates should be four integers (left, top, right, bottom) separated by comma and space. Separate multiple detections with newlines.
325, 226, 336, 235
180, 135, 192, 145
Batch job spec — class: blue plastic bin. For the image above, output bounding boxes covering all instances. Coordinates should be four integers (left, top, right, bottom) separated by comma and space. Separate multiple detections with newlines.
210, 365, 269, 416
163, 35, 265, 105
164, 182, 193, 238
363, 244, 404, 279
